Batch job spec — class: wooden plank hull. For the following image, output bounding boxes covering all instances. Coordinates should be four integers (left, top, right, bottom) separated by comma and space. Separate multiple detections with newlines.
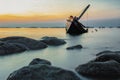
66, 20, 88, 35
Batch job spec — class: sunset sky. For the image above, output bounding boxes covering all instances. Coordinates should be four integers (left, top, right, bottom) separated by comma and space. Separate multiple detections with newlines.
0, 0, 120, 27
0, 0, 120, 21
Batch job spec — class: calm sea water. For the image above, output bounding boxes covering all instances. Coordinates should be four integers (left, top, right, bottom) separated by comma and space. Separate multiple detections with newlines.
0, 28, 120, 80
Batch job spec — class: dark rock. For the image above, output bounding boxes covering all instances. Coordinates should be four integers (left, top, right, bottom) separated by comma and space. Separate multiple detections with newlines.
95, 29, 98, 32
76, 51, 120, 77
96, 50, 120, 56
66, 45, 83, 50
0, 36, 48, 50
0, 36, 48, 55
41, 36, 66, 46
29, 58, 51, 65
94, 52, 120, 63
75, 60, 120, 77
0, 42, 26, 55
7, 59, 80, 80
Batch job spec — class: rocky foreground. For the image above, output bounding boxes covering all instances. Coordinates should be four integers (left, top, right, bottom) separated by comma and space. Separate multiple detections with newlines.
7, 58, 80, 80
1, 36, 120, 79
75, 51, 120, 77
0, 36, 66, 55
7, 51, 120, 80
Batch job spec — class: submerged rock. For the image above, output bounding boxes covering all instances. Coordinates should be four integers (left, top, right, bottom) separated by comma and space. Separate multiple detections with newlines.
0, 42, 26, 55
7, 58, 80, 80
66, 45, 83, 50
41, 36, 66, 46
29, 58, 51, 65
75, 50, 120, 77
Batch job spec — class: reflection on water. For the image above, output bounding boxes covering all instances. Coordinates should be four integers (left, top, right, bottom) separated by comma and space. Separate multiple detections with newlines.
0, 28, 66, 39
0, 28, 120, 80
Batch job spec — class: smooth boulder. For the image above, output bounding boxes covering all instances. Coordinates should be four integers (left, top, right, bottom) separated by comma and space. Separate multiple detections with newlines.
7, 58, 80, 80
75, 60, 120, 77
0, 36, 48, 50
29, 58, 51, 65
66, 45, 82, 50
41, 36, 66, 46
94, 52, 120, 63
96, 50, 120, 56
0, 42, 26, 55
75, 50, 120, 77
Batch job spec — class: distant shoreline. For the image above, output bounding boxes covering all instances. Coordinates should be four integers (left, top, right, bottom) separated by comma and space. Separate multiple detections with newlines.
0, 27, 65, 28
0, 26, 120, 28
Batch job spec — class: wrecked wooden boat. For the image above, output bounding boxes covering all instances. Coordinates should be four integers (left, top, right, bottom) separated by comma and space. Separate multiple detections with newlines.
66, 4, 90, 35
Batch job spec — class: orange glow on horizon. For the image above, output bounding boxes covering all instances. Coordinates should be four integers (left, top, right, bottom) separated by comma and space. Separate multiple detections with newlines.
0, 0, 119, 23
0, 11, 79, 22
0, 14, 66, 22
0, 13, 99, 22
0, 9, 119, 22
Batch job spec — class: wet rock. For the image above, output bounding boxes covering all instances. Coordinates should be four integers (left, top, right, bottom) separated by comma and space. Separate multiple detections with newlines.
41, 36, 66, 46
66, 45, 82, 50
29, 58, 51, 65
75, 60, 120, 77
0, 36, 48, 50
0, 42, 26, 55
94, 52, 120, 63
7, 58, 80, 80
96, 50, 120, 56
95, 29, 98, 32
76, 51, 120, 77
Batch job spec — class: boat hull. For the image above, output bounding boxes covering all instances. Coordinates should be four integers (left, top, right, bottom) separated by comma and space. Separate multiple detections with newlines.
66, 20, 88, 35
